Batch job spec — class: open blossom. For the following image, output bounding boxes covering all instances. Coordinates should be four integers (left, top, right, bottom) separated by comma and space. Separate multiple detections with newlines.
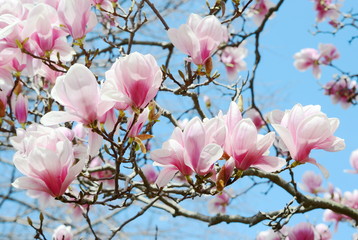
224, 102, 285, 172
208, 191, 231, 214
248, 0, 275, 26
345, 149, 358, 174
294, 44, 339, 79
324, 76, 357, 109
313, 0, 340, 23
269, 104, 345, 175
41, 64, 111, 126
299, 171, 325, 194
151, 117, 224, 187
57, 0, 97, 40
92, 0, 114, 13
315, 224, 332, 240
39, 64, 107, 157
287, 222, 317, 240
21, 4, 74, 61
319, 43, 339, 65
11, 124, 85, 197
256, 228, 288, 240
167, 13, 228, 66
323, 190, 358, 227
221, 43, 248, 80
52, 225, 73, 240
294, 48, 321, 79
102, 52, 162, 110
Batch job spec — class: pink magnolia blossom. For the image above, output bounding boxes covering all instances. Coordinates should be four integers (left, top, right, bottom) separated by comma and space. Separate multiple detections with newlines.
248, 0, 276, 26
221, 43, 248, 80
89, 157, 114, 187
57, 0, 97, 40
319, 43, 339, 65
92, 0, 114, 13
287, 222, 317, 240
35, 63, 64, 86
293, 48, 321, 79
102, 52, 162, 110
52, 225, 73, 240
299, 171, 325, 194
41, 64, 111, 126
14, 93, 28, 124
256, 228, 288, 240
245, 108, 265, 130
224, 102, 285, 172
11, 124, 85, 197
315, 224, 332, 240
208, 191, 231, 214
21, 4, 74, 61
127, 108, 149, 138
141, 164, 159, 184
269, 104, 345, 176
313, 0, 340, 23
324, 76, 357, 109
345, 149, 358, 174
323, 188, 356, 228
167, 13, 228, 66
151, 117, 224, 187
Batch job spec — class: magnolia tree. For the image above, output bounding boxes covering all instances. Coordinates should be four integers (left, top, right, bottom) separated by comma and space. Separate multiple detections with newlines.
0, 0, 357, 239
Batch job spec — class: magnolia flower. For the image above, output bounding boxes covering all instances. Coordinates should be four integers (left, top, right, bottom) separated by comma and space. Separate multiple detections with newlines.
293, 48, 321, 79
11, 124, 85, 197
299, 171, 325, 194
21, 4, 74, 61
141, 164, 159, 184
287, 222, 317, 240
57, 0, 97, 40
324, 76, 357, 109
208, 191, 231, 214
92, 0, 114, 13
151, 117, 224, 187
245, 108, 265, 130
345, 149, 358, 174
315, 224, 332, 240
168, 13, 228, 66
248, 0, 276, 26
221, 43, 248, 80
224, 102, 285, 172
294, 44, 339, 79
89, 157, 114, 187
41, 64, 111, 126
323, 190, 356, 228
52, 225, 73, 240
269, 104, 345, 176
127, 108, 149, 138
102, 52, 162, 110
256, 228, 287, 240
314, 0, 340, 23
14, 93, 28, 124
319, 43, 339, 65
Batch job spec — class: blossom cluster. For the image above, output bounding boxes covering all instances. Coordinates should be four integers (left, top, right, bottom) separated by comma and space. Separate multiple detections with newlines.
257, 222, 332, 240
294, 43, 339, 79
151, 102, 344, 188
324, 75, 357, 109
